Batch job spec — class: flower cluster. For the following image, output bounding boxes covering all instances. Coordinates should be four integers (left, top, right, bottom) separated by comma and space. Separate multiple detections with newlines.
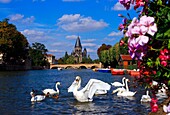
159, 49, 170, 67
125, 15, 157, 60
119, 0, 145, 10
118, 0, 170, 99
150, 98, 158, 112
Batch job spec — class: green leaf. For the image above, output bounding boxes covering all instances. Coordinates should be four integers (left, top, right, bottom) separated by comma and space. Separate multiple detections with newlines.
155, 58, 160, 67
156, 71, 161, 77
168, 40, 170, 49
157, 0, 162, 5
168, 80, 170, 86
164, 29, 170, 38
168, 12, 170, 21
147, 58, 153, 67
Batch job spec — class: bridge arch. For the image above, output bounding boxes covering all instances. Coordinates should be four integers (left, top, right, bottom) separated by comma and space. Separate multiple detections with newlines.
50, 63, 102, 69
78, 66, 87, 69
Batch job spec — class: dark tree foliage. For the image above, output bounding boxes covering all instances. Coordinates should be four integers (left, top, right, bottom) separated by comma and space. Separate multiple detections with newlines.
0, 19, 29, 65
97, 44, 112, 57
119, 37, 129, 55
29, 42, 49, 67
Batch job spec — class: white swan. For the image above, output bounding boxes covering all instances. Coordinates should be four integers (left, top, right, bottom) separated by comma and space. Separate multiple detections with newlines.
112, 79, 136, 97
30, 91, 46, 102
68, 76, 108, 95
111, 77, 126, 87
72, 78, 111, 102
140, 90, 151, 102
42, 82, 60, 96
68, 76, 81, 92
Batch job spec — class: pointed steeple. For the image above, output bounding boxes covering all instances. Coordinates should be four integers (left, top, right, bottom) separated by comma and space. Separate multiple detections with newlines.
75, 36, 82, 48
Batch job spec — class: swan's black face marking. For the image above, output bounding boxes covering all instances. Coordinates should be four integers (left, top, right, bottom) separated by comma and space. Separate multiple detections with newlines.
76, 79, 79, 82
75, 76, 81, 82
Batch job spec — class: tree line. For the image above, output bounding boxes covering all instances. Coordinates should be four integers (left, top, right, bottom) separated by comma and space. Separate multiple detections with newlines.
97, 37, 129, 68
0, 18, 128, 69
0, 19, 49, 69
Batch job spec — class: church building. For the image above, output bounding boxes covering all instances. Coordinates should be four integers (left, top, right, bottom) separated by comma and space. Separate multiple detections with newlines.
71, 36, 87, 63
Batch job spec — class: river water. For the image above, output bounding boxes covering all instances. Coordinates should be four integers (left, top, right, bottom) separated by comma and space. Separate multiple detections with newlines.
0, 69, 158, 115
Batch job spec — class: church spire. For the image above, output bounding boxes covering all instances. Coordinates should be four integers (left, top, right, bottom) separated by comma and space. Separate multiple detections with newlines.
75, 36, 82, 48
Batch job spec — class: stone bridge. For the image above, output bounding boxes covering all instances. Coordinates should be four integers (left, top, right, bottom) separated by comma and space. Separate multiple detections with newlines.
50, 63, 102, 69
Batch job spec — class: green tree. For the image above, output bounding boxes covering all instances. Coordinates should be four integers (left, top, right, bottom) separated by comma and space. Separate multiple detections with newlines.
82, 55, 93, 64
57, 58, 64, 64
97, 44, 111, 58
100, 46, 118, 68
29, 42, 49, 67
0, 19, 29, 65
63, 51, 69, 63
119, 37, 129, 55
66, 56, 75, 64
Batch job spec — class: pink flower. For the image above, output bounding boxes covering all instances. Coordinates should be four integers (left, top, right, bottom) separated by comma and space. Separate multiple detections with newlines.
120, 40, 125, 46
139, 15, 157, 36
134, 0, 145, 10
161, 61, 167, 67
118, 24, 125, 31
128, 37, 146, 60
131, 25, 149, 46
125, 17, 139, 37
150, 98, 158, 112
119, 0, 131, 10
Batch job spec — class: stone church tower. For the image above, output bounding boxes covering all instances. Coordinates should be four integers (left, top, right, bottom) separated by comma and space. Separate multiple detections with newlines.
71, 36, 87, 63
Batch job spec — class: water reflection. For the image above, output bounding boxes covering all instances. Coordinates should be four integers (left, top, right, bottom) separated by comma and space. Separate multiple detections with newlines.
70, 101, 110, 114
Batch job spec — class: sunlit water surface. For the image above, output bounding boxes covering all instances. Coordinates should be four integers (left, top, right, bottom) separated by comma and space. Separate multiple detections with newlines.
0, 69, 164, 115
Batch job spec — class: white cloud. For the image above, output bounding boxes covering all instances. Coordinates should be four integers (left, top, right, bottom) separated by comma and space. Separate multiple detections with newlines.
86, 48, 96, 53
49, 49, 65, 53
62, 0, 84, 2
9, 14, 35, 24
22, 16, 35, 24
57, 14, 108, 32
108, 31, 123, 36
9, 14, 24, 21
21, 29, 44, 36
103, 37, 116, 42
82, 39, 96, 42
66, 35, 78, 40
82, 43, 96, 47
0, 0, 11, 3
111, 2, 126, 11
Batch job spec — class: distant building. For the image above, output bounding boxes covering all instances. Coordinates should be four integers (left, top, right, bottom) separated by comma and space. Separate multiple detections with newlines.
46, 54, 55, 64
71, 36, 87, 63
118, 54, 137, 69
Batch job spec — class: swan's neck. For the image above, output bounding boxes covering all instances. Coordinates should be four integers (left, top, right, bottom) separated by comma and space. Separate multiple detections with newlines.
78, 80, 81, 89
56, 84, 59, 93
125, 80, 129, 91
146, 90, 149, 96
122, 78, 125, 86
73, 83, 79, 95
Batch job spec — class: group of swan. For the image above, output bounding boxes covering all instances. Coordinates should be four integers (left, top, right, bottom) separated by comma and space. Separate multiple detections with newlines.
30, 76, 163, 103
112, 78, 136, 97
30, 82, 60, 102
111, 77, 152, 103
68, 76, 111, 102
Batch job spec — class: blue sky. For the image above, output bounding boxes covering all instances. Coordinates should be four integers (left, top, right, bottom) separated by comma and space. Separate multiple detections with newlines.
0, 0, 137, 60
